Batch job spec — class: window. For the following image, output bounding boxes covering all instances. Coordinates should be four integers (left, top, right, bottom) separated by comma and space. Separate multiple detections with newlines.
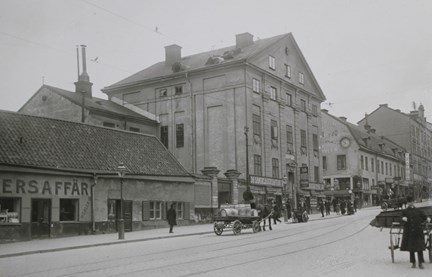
365, 157, 368, 171
272, 158, 279, 178
385, 162, 388, 175
361, 156, 364, 170
371, 158, 375, 172
160, 89, 167, 97
337, 155, 346, 170
312, 104, 318, 116
323, 156, 327, 170
176, 124, 184, 148
160, 126, 168, 148
270, 86, 277, 100
300, 129, 307, 148
300, 99, 307, 112
299, 72, 304, 84
103, 122, 115, 128
0, 197, 21, 223
129, 127, 140, 133
268, 55, 276, 70
312, 134, 319, 151
254, 155, 262, 176
175, 85, 183, 95
271, 120, 278, 141
285, 64, 291, 78
286, 125, 293, 153
314, 166, 319, 183
252, 78, 260, 93
381, 161, 384, 174
389, 164, 392, 176
253, 114, 261, 137
150, 201, 162, 219
173, 202, 184, 219
286, 93, 292, 106
60, 199, 79, 221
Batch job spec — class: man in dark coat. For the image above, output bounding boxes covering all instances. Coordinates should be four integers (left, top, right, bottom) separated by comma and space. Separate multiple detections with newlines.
400, 198, 430, 269
167, 204, 177, 233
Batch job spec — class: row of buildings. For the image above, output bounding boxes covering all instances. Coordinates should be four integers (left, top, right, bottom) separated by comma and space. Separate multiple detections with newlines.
1, 33, 431, 242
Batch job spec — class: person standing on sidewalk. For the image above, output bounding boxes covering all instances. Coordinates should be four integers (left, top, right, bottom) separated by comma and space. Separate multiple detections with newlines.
400, 197, 430, 269
167, 204, 177, 233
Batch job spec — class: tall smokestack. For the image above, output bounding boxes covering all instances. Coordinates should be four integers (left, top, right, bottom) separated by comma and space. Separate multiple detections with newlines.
74, 44, 93, 98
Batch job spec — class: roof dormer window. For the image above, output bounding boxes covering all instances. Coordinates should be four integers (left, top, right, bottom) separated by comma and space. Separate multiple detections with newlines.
268, 55, 276, 70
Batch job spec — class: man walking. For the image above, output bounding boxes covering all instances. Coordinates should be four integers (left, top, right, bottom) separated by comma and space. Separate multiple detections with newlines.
167, 204, 177, 233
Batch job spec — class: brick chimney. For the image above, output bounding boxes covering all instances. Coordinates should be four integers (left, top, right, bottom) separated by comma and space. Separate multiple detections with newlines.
165, 44, 182, 66
236, 32, 254, 49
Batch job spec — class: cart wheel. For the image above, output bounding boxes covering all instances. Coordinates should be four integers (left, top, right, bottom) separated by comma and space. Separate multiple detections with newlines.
233, 220, 242, 235
213, 222, 224, 236
252, 220, 261, 233
302, 211, 309, 223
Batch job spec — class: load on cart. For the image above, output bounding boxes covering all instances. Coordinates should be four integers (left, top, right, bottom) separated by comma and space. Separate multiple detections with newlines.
213, 203, 262, 235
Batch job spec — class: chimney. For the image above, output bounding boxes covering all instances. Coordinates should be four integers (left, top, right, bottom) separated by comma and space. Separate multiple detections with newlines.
74, 45, 93, 98
236, 32, 254, 49
165, 44, 182, 66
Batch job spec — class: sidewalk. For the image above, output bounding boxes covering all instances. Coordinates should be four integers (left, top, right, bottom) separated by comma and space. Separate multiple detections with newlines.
0, 208, 369, 259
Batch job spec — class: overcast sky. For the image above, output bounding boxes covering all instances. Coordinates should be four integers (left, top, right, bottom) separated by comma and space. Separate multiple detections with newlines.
1, 0, 431, 123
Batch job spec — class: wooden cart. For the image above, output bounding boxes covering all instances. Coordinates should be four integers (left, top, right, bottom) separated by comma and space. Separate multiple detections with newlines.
213, 204, 262, 235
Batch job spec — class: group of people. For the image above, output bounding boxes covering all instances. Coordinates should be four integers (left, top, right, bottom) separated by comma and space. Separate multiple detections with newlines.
317, 198, 357, 217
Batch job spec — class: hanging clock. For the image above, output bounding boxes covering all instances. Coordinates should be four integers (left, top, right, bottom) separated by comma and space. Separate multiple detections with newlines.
340, 137, 351, 148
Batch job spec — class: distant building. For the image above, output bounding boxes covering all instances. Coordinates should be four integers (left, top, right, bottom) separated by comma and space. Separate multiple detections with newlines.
321, 110, 408, 206
19, 46, 159, 136
0, 111, 195, 242
358, 104, 432, 200
102, 32, 326, 209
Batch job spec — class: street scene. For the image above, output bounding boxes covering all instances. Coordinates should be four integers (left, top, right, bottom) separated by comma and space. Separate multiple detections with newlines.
0, 204, 430, 277
1, 0, 432, 276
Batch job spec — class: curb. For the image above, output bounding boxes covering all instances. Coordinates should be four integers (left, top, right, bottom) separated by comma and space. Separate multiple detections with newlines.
0, 231, 213, 259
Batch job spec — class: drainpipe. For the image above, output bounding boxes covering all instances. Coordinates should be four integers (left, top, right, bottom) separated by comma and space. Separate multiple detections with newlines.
91, 174, 98, 233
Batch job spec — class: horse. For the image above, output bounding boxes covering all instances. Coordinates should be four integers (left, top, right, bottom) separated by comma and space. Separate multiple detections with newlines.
256, 203, 273, 231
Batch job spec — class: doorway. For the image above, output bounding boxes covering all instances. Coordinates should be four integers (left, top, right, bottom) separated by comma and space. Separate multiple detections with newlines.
31, 199, 51, 239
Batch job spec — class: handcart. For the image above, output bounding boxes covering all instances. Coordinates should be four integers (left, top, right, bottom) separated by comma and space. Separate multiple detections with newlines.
213, 204, 262, 235
371, 206, 432, 263
292, 209, 309, 223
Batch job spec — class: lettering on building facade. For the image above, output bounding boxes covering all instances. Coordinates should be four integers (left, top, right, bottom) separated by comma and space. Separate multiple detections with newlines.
1, 179, 89, 196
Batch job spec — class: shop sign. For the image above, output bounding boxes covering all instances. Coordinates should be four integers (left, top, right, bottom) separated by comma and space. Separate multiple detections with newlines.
300, 166, 308, 188
250, 176, 282, 187
1, 178, 90, 196
405, 153, 411, 181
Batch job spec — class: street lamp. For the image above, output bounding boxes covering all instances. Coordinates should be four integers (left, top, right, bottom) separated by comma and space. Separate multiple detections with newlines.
117, 162, 127, 240
243, 126, 254, 203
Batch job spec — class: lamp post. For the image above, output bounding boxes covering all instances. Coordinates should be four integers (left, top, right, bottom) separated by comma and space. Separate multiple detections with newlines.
243, 126, 254, 203
283, 175, 288, 222
117, 162, 126, 240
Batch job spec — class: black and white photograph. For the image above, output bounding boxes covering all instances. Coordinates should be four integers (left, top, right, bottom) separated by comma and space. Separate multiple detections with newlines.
0, 0, 431, 276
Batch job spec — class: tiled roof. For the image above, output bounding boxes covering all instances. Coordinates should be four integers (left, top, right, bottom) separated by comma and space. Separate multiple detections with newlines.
104, 34, 287, 89
42, 85, 157, 124
0, 111, 189, 176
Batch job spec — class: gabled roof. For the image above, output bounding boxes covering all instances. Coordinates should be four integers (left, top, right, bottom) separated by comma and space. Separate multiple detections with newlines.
323, 111, 406, 160
0, 111, 189, 176
103, 33, 325, 101
19, 85, 157, 124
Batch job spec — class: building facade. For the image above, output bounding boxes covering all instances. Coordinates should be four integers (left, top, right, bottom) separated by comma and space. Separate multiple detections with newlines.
0, 111, 199, 243
102, 32, 326, 210
321, 110, 408, 206
358, 104, 432, 201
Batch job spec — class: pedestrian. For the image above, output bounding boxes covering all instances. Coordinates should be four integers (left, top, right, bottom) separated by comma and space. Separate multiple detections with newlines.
272, 201, 282, 224
400, 197, 431, 269
318, 200, 325, 217
167, 204, 177, 233
285, 201, 292, 220
325, 200, 331, 216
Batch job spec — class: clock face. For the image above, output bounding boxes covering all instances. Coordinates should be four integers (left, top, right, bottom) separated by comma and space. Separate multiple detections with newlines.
340, 137, 351, 148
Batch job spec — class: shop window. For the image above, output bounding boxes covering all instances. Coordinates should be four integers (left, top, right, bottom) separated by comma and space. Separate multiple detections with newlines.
150, 201, 162, 219
0, 197, 21, 223
60, 199, 79, 221
173, 202, 184, 219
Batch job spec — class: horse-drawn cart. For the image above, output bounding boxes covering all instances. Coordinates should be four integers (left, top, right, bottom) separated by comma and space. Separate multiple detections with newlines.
371, 205, 432, 263
213, 204, 262, 235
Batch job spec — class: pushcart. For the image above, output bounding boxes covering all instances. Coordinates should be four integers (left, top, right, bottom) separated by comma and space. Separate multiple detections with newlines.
213, 204, 262, 235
